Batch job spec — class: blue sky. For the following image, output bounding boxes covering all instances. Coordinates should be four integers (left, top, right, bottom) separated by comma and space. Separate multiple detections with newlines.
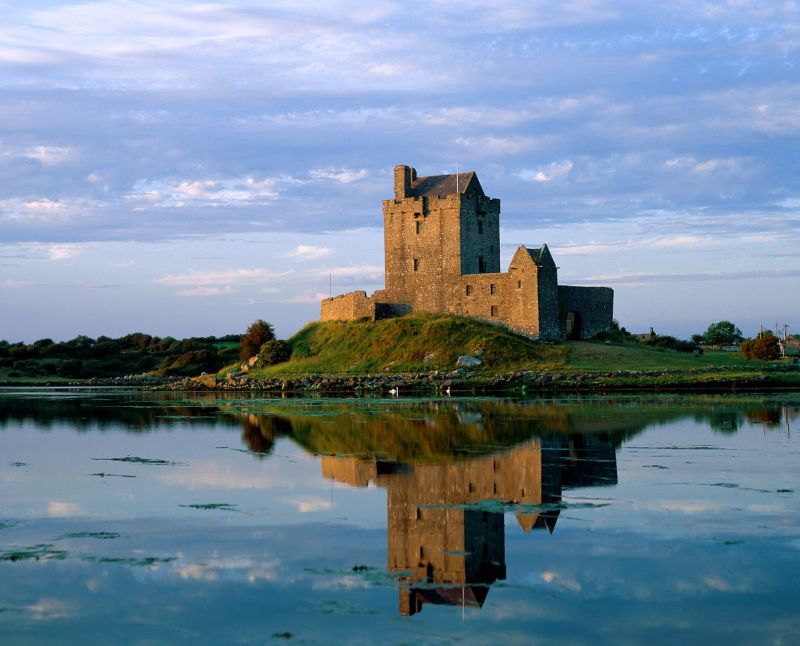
1, 0, 798, 341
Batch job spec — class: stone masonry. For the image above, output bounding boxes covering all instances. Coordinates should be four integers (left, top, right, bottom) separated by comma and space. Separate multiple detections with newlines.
320, 165, 613, 340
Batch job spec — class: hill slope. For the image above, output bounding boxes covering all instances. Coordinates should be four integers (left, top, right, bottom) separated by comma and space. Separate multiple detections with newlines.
243, 314, 567, 376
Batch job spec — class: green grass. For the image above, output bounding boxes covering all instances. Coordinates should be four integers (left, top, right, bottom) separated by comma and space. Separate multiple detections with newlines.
224, 314, 791, 379
565, 341, 775, 371
239, 314, 567, 377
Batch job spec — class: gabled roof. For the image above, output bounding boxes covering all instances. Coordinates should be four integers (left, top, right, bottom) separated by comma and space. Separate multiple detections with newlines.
511, 244, 554, 268
525, 247, 545, 263
408, 171, 484, 197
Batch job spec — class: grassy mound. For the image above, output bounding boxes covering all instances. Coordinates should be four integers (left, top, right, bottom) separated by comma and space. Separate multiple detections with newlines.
243, 314, 567, 376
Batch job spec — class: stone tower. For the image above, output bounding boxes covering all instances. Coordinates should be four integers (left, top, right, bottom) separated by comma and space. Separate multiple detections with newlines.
382, 165, 501, 312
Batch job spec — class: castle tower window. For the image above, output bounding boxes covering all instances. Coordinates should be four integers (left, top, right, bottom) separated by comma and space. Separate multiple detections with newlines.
477, 220, 483, 235
478, 256, 486, 273
491, 305, 498, 317
413, 258, 420, 271
415, 221, 421, 235
490, 283, 496, 294
465, 285, 472, 296
517, 280, 522, 289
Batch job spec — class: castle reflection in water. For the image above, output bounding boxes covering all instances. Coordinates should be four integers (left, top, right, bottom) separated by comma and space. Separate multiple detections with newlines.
321, 435, 617, 616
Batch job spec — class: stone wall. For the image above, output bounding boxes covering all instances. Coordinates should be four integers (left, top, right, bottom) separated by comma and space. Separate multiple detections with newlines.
319, 290, 376, 322
382, 194, 463, 311
558, 286, 614, 339
458, 191, 501, 275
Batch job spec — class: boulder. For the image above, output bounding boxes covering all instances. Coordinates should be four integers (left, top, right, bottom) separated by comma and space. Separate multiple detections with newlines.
456, 355, 482, 368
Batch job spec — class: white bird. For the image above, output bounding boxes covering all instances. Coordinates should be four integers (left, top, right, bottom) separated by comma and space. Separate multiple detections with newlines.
389, 387, 399, 396
445, 386, 451, 396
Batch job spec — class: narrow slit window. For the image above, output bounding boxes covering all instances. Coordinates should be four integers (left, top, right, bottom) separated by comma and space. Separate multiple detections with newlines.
491, 305, 498, 317
413, 258, 420, 272
490, 283, 496, 294
415, 221, 421, 235
517, 280, 522, 289
465, 285, 472, 296
478, 256, 486, 273
477, 220, 483, 235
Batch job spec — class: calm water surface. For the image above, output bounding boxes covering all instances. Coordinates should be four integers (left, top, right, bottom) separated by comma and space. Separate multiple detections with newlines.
1, 390, 798, 644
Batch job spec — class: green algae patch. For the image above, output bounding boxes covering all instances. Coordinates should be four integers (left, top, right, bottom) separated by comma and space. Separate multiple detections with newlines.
92, 456, 184, 466
179, 503, 238, 511
84, 555, 175, 566
1, 544, 68, 562
59, 531, 120, 540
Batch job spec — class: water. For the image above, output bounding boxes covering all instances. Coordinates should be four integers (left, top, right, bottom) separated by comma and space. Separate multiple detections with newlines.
1, 390, 798, 644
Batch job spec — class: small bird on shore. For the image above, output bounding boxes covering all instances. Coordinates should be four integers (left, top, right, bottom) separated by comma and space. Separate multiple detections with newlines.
389, 387, 399, 396
445, 386, 451, 396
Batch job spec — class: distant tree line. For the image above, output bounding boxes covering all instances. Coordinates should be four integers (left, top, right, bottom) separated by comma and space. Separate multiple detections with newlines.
0, 332, 241, 379
598, 319, 782, 361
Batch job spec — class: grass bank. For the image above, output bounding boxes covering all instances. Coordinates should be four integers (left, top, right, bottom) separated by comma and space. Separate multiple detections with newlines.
208, 314, 798, 392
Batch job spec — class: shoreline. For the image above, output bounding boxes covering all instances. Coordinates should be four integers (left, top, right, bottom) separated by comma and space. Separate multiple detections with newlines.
5, 364, 798, 394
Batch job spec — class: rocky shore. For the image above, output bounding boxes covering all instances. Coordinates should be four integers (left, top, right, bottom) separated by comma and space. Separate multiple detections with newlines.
152, 363, 800, 394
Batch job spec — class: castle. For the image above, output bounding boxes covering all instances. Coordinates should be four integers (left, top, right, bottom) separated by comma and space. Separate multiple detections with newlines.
320, 165, 613, 339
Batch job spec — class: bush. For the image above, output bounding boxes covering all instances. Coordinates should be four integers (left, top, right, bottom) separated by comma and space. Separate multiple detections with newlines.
241, 320, 276, 360
257, 340, 291, 366
740, 332, 781, 360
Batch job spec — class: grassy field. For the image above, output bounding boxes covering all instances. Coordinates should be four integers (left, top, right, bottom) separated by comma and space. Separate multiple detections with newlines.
229, 314, 787, 379
565, 340, 774, 371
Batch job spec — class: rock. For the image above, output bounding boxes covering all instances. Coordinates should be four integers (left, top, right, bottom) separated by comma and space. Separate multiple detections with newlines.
197, 374, 218, 389
450, 368, 466, 377
456, 355, 482, 368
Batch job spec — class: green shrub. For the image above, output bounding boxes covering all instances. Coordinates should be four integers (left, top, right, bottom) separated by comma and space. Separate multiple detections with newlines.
258, 340, 291, 366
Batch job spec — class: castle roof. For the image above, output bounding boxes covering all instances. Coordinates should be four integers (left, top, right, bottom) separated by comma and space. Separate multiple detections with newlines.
408, 171, 483, 197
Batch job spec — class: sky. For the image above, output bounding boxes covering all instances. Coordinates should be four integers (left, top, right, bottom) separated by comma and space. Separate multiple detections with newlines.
0, 0, 798, 342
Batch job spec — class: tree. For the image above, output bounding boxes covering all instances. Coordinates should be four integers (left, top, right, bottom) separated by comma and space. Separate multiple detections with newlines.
241, 319, 275, 360
700, 321, 743, 346
740, 331, 781, 360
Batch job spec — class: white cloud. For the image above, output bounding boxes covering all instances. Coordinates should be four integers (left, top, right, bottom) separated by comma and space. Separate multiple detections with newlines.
312, 576, 370, 590
284, 292, 330, 304
287, 245, 333, 260
155, 268, 292, 287
0, 197, 98, 224
23, 145, 73, 165
127, 175, 286, 208
316, 265, 384, 281
289, 495, 332, 513
309, 167, 368, 183
47, 501, 85, 517
519, 160, 574, 183
456, 135, 539, 156
176, 286, 234, 297
25, 598, 72, 620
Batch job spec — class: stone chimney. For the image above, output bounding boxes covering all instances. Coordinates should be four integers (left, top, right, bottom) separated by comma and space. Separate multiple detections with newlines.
394, 164, 416, 199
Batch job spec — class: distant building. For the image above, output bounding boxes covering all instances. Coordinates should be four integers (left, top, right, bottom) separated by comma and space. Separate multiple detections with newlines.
321, 165, 613, 340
